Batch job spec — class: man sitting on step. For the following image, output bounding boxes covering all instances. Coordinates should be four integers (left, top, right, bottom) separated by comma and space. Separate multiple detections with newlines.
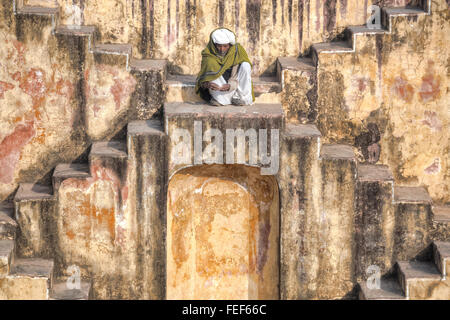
195, 28, 255, 106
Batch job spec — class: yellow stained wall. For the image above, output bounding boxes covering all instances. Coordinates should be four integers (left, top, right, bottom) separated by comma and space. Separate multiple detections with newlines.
167, 165, 279, 299
53, 0, 392, 75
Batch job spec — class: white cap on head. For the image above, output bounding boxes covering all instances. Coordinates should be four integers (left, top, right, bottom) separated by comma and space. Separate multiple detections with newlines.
211, 28, 236, 45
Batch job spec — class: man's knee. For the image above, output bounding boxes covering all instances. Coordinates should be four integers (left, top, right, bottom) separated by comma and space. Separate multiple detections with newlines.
240, 62, 251, 73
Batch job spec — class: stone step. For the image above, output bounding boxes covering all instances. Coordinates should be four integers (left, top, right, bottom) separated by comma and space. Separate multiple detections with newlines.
397, 261, 442, 299
431, 205, 450, 241
49, 281, 91, 300
317, 143, 356, 297
90, 141, 128, 159
358, 277, 405, 300
16, 5, 59, 15
165, 75, 281, 104
14, 183, 53, 202
319, 144, 355, 160
384, 7, 428, 17
345, 25, 387, 50
394, 186, 432, 204
382, 6, 429, 33
432, 241, 450, 278
279, 122, 322, 299
0, 258, 54, 300
129, 58, 167, 72
93, 43, 132, 55
311, 41, 353, 65
276, 57, 315, 93
92, 43, 132, 69
54, 25, 96, 37
0, 240, 15, 276
53, 163, 91, 192
89, 141, 128, 181
0, 203, 17, 241
14, 184, 54, 258
355, 164, 395, 279
164, 102, 284, 124
284, 123, 321, 140
128, 119, 165, 137
432, 205, 450, 223
393, 186, 433, 261
357, 164, 394, 182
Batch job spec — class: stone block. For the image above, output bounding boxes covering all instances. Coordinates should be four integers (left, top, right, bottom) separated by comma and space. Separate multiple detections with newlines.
355, 164, 395, 281
14, 183, 55, 258
279, 123, 321, 300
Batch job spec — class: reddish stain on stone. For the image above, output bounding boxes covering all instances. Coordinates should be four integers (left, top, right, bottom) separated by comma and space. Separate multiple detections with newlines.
11, 72, 21, 82
424, 158, 440, 175
19, 68, 47, 116
55, 79, 74, 100
392, 75, 414, 103
12, 40, 26, 65
0, 120, 36, 184
66, 230, 76, 240
61, 163, 126, 242
419, 74, 440, 103
356, 77, 368, 92
0, 81, 15, 99
79, 198, 116, 243
422, 111, 442, 131
110, 76, 137, 110
121, 185, 129, 203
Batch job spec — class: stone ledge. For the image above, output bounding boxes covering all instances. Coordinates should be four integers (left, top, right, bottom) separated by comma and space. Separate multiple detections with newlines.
0, 240, 14, 275
50, 281, 91, 300
357, 164, 394, 182
312, 41, 353, 54
432, 206, 450, 223
90, 141, 127, 159
129, 59, 167, 72
93, 43, 132, 55
394, 186, 432, 204
166, 75, 281, 94
128, 120, 165, 136
397, 261, 441, 281
0, 203, 14, 219
54, 25, 96, 36
14, 183, 53, 202
17, 6, 59, 15
359, 277, 405, 300
320, 144, 355, 160
433, 241, 450, 260
277, 57, 315, 72
284, 123, 321, 139
53, 163, 90, 180
0, 209, 17, 241
384, 7, 427, 16
164, 102, 283, 119
347, 25, 387, 35
10, 258, 54, 278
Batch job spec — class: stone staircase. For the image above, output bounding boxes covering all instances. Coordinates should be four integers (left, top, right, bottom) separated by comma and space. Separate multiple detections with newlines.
359, 241, 450, 300
0, 201, 90, 299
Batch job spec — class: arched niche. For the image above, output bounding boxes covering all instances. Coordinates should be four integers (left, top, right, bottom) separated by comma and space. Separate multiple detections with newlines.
167, 164, 279, 299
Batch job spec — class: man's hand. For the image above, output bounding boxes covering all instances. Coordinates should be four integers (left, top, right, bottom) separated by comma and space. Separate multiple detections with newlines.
202, 82, 230, 91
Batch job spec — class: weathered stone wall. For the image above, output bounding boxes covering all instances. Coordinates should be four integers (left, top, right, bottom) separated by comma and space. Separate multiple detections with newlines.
31, 0, 420, 75
316, 1, 449, 202
0, 0, 165, 201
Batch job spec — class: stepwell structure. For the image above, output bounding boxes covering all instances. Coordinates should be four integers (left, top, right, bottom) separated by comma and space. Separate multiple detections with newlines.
0, 0, 448, 299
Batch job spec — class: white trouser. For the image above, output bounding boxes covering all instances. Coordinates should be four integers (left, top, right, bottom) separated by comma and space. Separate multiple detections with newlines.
208, 62, 253, 105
